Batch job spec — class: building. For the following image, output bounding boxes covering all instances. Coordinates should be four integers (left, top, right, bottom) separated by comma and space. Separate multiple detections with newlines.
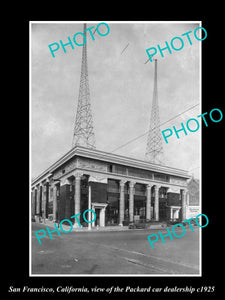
31, 146, 191, 228
186, 177, 200, 219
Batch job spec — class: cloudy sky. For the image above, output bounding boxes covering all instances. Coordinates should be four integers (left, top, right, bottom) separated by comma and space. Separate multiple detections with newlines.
31, 21, 201, 180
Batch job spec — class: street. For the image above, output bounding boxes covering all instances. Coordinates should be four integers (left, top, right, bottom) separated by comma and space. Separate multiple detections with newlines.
31, 223, 200, 275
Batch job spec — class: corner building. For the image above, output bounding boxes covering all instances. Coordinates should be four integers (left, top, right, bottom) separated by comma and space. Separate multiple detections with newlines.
31, 146, 190, 228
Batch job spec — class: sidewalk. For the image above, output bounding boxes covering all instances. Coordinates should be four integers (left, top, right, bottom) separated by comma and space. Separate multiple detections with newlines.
33, 219, 130, 232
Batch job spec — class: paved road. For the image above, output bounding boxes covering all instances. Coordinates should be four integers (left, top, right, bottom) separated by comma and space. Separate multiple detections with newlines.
31, 223, 200, 275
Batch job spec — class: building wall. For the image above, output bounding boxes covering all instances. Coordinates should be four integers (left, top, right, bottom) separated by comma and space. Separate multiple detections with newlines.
58, 184, 71, 221
187, 178, 199, 206
186, 206, 200, 219
167, 192, 181, 206
53, 157, 77, 180
90, 182, 107, 203
170, 176, 186, 185
78, 157, 107, 172
32, 151, 190, 226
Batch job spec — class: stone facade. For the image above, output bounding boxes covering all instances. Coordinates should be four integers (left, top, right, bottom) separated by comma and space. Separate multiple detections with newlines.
31, 146, 191, 227
53, 157, 77, 180
187, 177, 199, 206
185, 177, 200, 219
77, 157, 108, 172
170, 175, 187, 186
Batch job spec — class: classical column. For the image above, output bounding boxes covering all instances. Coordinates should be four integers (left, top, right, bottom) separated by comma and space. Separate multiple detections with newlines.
74, 173, 82, 227
154, 185, 159, 221
42, 179, 50, 219
100, 207, 106, 227
119, 180, 126, 226
91, 205, 96, 227
88, 183, 92, 230
146, 184, 152, 220
42, 182, 46, 220
39, 184, 43, 217
36, 184, 42, 217
31, 188, 35, 218
36, 185, 39, 216
34, 187, 37, 215
186, 191, 190, 206
45, 179, 49, 218
53, 183, 58, 222
129, 181, 135, 222
181, 189, 187, 221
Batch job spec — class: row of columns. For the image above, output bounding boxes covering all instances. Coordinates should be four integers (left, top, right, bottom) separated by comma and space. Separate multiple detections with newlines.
32, 173, 83, 224
119, 181, 161, 225
120, 181, 187, 224
32, 173, 187, 225
52, 173, 82, 225
32, 179, 50, 219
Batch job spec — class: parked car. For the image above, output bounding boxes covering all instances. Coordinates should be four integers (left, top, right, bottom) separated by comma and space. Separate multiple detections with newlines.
129, 219, 167, 229
128, 219, 151, 229
168, 218, 198, 227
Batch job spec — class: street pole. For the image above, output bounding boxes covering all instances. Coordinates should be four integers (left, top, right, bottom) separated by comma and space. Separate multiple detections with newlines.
88, 183, 91, 230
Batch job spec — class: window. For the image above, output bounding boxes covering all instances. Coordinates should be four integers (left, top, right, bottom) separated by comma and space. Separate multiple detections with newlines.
108, 164, 113, 173
154, 173, 170, 182
114, 165, 127, 175
128, 167, 153, 179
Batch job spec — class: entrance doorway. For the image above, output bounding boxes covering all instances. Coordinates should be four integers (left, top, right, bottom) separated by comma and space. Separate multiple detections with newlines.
170, 206, 181, 221
91, 202, 108, 227
95, 208, 101, 226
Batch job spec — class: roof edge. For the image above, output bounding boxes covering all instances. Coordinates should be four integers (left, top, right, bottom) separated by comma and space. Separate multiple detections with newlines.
31, 146, 190, 185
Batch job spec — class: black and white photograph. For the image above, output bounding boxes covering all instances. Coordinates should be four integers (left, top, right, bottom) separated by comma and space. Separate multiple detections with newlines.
5, 14, 222, 298
30, 21, 202, 276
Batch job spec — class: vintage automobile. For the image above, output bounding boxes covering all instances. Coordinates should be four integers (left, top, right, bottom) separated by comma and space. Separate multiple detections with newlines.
128, 219, 151, 229
167, 218, 198, 227
128, 219, 167, 229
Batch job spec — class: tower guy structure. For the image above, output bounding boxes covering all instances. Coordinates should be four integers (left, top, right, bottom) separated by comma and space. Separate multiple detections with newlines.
72, 23, 96, 149
145, 59, 164, 164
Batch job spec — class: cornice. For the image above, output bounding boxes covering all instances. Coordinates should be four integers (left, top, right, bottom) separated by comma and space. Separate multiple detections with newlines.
31, 146, 190, 186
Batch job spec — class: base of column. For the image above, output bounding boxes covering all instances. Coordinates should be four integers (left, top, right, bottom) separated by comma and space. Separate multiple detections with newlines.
119, 223, 123, 227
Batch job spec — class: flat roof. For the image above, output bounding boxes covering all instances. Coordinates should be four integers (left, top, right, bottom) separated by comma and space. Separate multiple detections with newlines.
31, 146, 190, 185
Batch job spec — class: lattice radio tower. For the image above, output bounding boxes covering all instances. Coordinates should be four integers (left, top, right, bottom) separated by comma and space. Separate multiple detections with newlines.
72, 23, 96, 149
145, 59, 164, 164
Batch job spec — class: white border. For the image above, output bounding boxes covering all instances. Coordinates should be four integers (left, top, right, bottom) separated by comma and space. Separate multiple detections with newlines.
29, 20, 202, 277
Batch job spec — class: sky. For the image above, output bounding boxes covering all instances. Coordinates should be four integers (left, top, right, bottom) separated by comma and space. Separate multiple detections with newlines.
31, 21, 201, 180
